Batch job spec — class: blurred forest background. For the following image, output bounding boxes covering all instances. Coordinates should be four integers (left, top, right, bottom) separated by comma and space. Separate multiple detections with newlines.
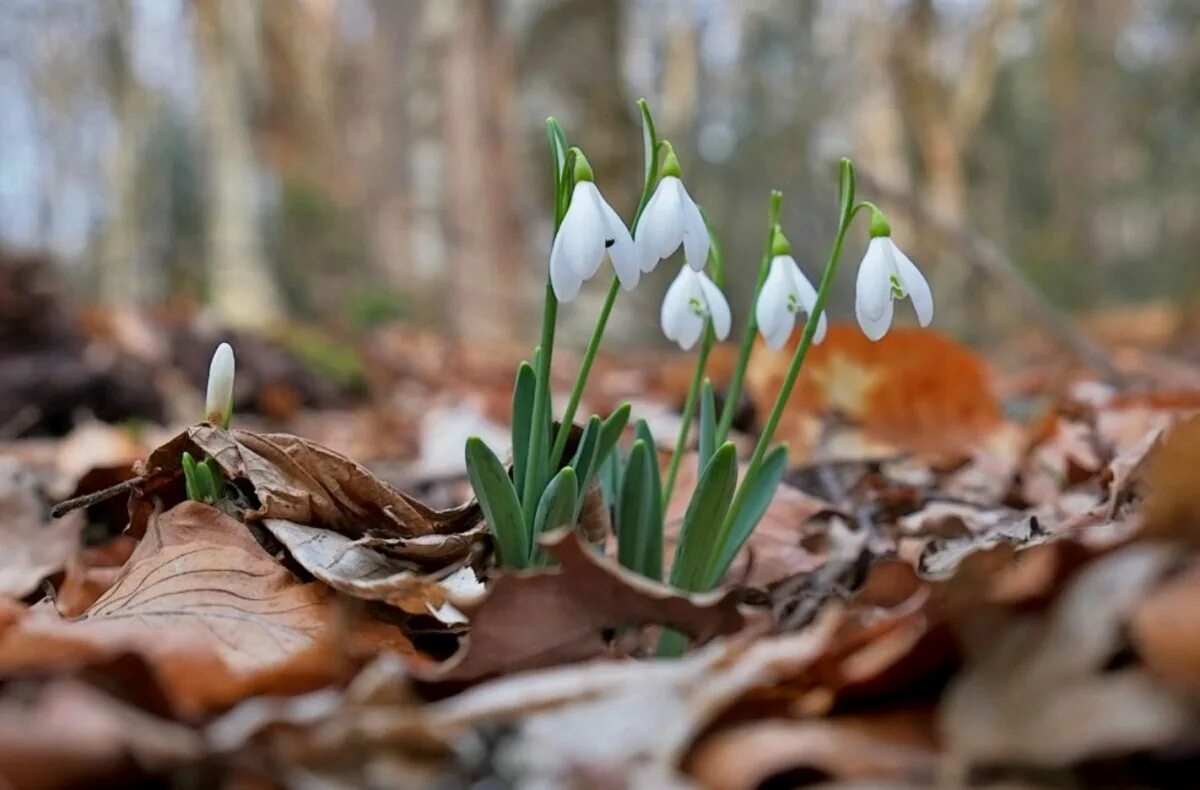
2, 0, 1199, 352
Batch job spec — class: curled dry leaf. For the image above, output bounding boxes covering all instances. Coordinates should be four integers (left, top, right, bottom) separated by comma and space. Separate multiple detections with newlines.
0, 679, 201, 790
54, 535, 138, 617
687, 713, 938, 790
1130, 556, 1200, 691
0, 457, 82, 599
134, 426, 480, 549
261, 518, 485, 617
257, 611, 841, 788
941, 545, 1192, 768
915, 514, 1054, 580
1139, 412, 1200, 544
0, 502, 414, 713
419, 529, 745, 683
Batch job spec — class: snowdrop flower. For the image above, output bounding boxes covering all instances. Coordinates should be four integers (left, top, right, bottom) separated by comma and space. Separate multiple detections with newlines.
854, 210, 933, 341
205, 342, 235, 428
660, 266, 731, 351
634, 143, 709, 274
549, 150, 637, 302
755, 230, 827, 350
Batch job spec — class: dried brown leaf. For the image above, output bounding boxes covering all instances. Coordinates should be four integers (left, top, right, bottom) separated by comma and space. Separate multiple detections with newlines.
687, 713, 938, 789
0, 679, 202, 790
261, 518, 485, 617
0, 502, 412, 712
942, 545, 1192, 767
1140, 412, 1200, 543
420, 529, 745, 683
0, 458, 81, 598
1130, 556, 1200, 691
135, 426, 479, 547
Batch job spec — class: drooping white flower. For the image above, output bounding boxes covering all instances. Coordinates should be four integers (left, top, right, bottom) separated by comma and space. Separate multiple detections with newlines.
660, 266, 731, 351
854, 235, 933, 341
755, 254, 827, 350
205, 342, 236, 428
634, 145, 708, 274
549, 159, 637, 302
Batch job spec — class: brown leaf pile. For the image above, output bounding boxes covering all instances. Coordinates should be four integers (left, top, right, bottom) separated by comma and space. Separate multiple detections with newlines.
4, 327, 1200, 787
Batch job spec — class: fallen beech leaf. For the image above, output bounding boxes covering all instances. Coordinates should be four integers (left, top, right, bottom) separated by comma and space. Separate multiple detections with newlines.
1130, 557, 1200, 691
915, 514, 1053, 580
687, 713, 937, 789
0, 457, 81, 598
0, 502, 412, 712
420, 529, 745, 682
262, 518, 485, 616
0, 679, 201, 790
134, 426, 479, 546
1140, 413, 1200, 543
258, 612, 840, 787
55, 535, 138, 617
745, 324, 1003, 461
942, 545, 1191, 767
1020, 417, 1103, 506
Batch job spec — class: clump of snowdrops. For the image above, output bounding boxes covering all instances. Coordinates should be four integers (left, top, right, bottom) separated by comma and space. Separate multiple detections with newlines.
465, 101, 933, 655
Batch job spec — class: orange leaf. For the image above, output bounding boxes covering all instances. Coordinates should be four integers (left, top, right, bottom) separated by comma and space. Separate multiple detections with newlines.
745, 324, 1002, 460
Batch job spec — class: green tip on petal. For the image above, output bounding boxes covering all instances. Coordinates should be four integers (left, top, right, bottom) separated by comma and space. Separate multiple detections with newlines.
771, 226, 792, 257
571, 147, 595, 182
659, 141, 682, 178
868, 206, 892, 238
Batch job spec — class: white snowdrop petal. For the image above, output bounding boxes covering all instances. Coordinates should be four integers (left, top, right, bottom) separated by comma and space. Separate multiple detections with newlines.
890, 241, 934, 327
648, 177, 684, 262
596, 190, 639, 290
572, 183, 610, 280
755, 260, 794, 348
634, 186, 667, 273
856, 288, 895, 341
855, 238, 893, 323
763, 321, 793, 352
679, 181, 710, 271
558, 188, 603, 282
782, 257, 827, 345
676, 312, 705, 351
550, 230, 583, 302
205, 342, 235, 423
698, 273, 731, 341
812, 311, 828, 344
660, 267, 693, 343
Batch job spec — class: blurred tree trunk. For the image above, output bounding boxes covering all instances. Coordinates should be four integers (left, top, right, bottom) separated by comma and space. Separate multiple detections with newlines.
441, 0, 524, 343
194, 0, 282, 328
360, 0, 416, 292
892, 0, 1014, 331
853, 1, 913, 241
98, 0, 150, 307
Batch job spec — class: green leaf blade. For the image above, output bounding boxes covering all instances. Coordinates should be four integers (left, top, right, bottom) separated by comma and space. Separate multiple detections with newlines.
531, 467, 579, 565
670, 442, 738, 591
511, 361, 536, 497
617, 439, 662, 579
466, 437, 530, 569
707, 444, 790, 588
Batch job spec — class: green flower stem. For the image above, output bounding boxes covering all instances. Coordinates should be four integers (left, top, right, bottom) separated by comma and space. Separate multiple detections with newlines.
714, 191, 783, 446
548, 276, 620, 468
661, 326, 713, 506
522, 280, 558, 523
700, 186, 864, 588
